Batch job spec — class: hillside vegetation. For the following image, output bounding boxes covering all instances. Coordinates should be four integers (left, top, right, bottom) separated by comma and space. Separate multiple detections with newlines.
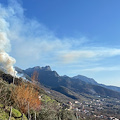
0, 71, 77, 120
1, 70, 120, 120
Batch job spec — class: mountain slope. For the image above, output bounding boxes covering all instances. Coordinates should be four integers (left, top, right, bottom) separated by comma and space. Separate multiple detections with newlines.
72, 75, 98, 85
99, 84, 120, 93
72, 74, 120, 93
16, 66, 120, 100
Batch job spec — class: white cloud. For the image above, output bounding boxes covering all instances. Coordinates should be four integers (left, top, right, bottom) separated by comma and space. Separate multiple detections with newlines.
82, 66, 120, 72
59, 50, 95, 63
1, 0, 120, 69
58, 48, 120, 64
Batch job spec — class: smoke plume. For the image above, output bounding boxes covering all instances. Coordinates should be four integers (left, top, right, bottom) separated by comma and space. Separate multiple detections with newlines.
0, 17, 16, 76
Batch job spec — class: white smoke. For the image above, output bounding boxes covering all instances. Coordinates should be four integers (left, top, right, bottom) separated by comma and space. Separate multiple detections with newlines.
0, 51, 16, 76
0, 5, 16, 76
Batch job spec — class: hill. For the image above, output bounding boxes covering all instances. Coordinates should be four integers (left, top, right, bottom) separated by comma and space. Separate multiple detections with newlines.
16, 66, 120, 100
0, 71, 79, 120
1, 68, 120, 119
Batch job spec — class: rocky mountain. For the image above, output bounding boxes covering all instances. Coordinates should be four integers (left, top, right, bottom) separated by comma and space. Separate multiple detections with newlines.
72, 75, 98, 85
72, 75, 120, 93
15, 66, 120, 100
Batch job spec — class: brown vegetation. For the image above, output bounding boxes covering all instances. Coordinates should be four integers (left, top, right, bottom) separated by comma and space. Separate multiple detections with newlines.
11, 83, 41, 114
31, 71, 39, 84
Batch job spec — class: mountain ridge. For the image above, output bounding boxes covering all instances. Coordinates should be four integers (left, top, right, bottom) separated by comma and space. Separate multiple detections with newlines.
15, 66, 120, 100
72, 74, 120, 92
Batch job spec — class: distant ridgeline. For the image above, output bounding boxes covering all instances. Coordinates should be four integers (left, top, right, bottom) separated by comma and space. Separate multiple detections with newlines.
15, 66, 120, 100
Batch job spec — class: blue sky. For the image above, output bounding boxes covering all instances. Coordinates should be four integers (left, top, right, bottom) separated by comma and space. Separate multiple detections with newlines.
0, 0, 120, 86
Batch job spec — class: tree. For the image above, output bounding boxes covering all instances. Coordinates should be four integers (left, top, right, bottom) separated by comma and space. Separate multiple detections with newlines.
31, 71, 39, 84
11, 83, 41, 119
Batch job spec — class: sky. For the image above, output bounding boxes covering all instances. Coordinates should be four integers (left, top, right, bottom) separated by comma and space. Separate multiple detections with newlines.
0, 0, 120, 87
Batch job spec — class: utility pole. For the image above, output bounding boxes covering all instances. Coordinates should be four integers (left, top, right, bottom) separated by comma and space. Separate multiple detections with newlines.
28, 102, 30, 120
35, 112, 36, 120
8, 106, 12, 120
13, 71, 15, 84
9, 71, 16, 120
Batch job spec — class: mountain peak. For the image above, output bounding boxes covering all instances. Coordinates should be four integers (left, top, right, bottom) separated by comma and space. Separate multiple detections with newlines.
73, 75, 98, 85
41, 66, 51, 71
34, 66, 41, 70
32, 66, 51, 71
